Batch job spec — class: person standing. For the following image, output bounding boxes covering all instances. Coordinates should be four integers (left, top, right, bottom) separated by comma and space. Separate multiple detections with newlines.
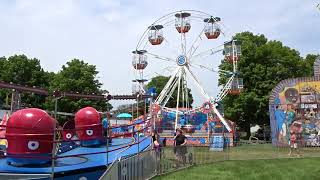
174, 129, 187, 166
288, 131, 302, 157
285, 105, 295, 144
162, 137, 167, 147
151, 130, 161, 152
289, 121, 303, 157
102, 117, 112, 143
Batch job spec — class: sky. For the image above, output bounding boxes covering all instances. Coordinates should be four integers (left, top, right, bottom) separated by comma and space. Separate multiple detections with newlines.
0, 0, 319, 108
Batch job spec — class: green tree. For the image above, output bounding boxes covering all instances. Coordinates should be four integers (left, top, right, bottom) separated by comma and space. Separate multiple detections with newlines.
47, 59, 112, 115
146, 75, 193, 108
0, 55, 54, 109
219, 32, 314, 138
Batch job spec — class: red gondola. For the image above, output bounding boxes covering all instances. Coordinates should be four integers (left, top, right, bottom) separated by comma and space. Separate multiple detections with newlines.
223, 40, 241, 63
132, 50, 148, 70
228, 78, 243, 95
148, 25, 164, 45
175, 12, 191, 33
204, 17, 221, 39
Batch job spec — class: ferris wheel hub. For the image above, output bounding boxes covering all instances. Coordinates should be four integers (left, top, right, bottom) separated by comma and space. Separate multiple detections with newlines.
176, 55, 188, 66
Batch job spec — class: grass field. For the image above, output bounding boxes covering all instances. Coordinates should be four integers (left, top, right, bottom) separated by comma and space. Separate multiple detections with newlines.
159, 143, 320, 166
153, 157, 320, 180
153, 143, 320, 179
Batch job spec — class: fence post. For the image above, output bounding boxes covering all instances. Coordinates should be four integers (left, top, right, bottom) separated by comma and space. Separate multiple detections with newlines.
153, 149, 156, 175
51, 128, 56, 180
227, 140, 230, 161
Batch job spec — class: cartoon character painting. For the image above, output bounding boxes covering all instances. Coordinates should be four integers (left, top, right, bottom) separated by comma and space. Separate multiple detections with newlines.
275, 105, 286, 143
270, 58, 320, 146
284, 88, 299, 103
271, 81, 320, 146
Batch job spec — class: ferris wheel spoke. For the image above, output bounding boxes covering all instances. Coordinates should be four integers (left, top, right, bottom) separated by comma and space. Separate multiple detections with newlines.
215, 75, 234, 102
181, 70, 188, 109
145, 52, 176, 63
155, 67, 181, 105
186, 23, 208, 59
143, 66, 177, 78
190, 45, 224, 63
162, 75, 180, 107
180, 32, 187, 56
175, 69, 182, 130
183, 66, 211, 100
191, 63, 233, 76
163, 38, 181, 56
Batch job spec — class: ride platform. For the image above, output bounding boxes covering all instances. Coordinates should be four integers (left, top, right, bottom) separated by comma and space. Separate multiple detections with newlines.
0, 136, 151, 180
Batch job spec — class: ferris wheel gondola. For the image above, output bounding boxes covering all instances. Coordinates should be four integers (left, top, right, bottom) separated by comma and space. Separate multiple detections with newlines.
132, 10, 243, 132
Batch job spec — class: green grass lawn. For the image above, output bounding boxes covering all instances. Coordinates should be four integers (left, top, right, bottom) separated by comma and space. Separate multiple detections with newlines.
159, 143, 320, 166
154, 144, 320, 179
153, 157, 320, 180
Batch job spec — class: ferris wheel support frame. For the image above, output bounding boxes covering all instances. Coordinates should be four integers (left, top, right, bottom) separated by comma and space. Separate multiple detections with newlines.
215, 75, 234, 102
184, 66, 232, 132
215, 40, 240, 101
183, 66, 210, 100
162, 72, 180, 107
155, 67, 180, 105
175, 69, 183, 130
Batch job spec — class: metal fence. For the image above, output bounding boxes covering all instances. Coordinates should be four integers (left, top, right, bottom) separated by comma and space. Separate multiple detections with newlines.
100, 140, 320, 179
99, 150, 157, 180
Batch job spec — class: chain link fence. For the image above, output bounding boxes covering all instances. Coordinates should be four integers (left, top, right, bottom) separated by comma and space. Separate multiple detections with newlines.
99, 150, 157, 180
100, 140, 320, 180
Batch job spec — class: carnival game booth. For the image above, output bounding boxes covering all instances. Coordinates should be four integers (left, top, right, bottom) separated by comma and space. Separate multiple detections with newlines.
0, 107, 151, 180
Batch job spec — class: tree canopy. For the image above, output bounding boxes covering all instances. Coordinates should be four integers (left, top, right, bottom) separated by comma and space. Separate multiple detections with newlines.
146, 75, 193, 108
0, 56, 112, 120
0, 55, 53, 109
219, 32, 318, 136
47, 59, 112, 113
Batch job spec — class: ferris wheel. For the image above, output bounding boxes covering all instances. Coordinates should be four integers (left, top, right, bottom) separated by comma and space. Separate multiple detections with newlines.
131, 10, 243, 132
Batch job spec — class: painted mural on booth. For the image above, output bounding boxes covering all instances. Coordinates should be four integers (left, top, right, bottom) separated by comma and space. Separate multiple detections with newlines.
272, 81, 320, 146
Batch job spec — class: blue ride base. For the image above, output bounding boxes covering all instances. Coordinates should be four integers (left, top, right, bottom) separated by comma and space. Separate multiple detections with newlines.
80, 139, 104, 147
7, 153, 52, 167
0, 136, 151, 180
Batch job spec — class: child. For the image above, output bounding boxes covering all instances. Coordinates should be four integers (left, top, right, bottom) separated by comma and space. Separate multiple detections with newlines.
151, 130, 161, 153
289, 132, 301, 157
